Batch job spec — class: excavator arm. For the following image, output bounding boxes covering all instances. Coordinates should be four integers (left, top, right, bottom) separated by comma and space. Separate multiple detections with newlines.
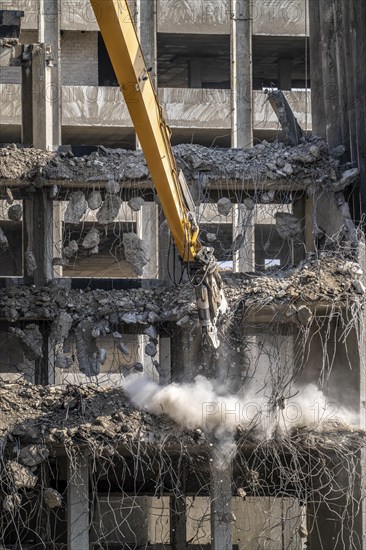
90, 0, 226, 347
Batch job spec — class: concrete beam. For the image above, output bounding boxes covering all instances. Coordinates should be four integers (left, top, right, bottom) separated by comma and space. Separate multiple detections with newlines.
231, 0, 253, 148
267, 90, 303, 145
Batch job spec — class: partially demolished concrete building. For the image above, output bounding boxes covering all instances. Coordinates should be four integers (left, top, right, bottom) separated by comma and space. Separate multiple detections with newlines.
0, 1, 365, 549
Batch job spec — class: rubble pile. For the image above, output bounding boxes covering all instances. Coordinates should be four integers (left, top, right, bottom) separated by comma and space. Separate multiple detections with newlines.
0, 381, 200, 450
0, 144, 53, 180
0, 253, 363, 327
224, 252, 365, 313
0, 282, 195, 325
0, 140, 351, 190
0, 377, 364, 504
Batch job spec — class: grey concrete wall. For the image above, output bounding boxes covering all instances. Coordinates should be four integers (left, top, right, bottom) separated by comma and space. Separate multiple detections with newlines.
0, 84, 312, 132
0, 83, 21, 125
3, 0, 136, 30
253, 0, 309, 36
60, 0, 136, 30
157, 0, 230, 34
157, 0, 308, 36
159, 87, 231, 129
4, 0, 308, 34
62, 85, 131, 126
61, 31, 98, 86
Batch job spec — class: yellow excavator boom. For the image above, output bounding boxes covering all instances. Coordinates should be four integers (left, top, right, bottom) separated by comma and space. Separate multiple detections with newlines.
90, 0, 226, 346
90, 0, 200, 262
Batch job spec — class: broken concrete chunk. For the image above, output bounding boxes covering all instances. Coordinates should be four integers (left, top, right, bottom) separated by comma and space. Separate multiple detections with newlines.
75, 320, 101, 377
124, 163, 149, 180
283, 163, 294, 176
10, 324, 43, 361
123, 232, 148, 276
3, 493, 22, 512
176, 315, 190, 327
297, 306, 312, 326
82, 228, 100, 250
105, 178, 120, 194
7, 461, 37, 490
116, 341, 130, 355
275, 212, 301, 240
98, 348, 107, 365
352, 280, 365, 295
217, 197, 232, 216
50, 312, 73, 341
121, 312, 138, 324
145, 341, 157, 357
205, 232, 217, 243
128, 196, 145, 212
19, 444, 49, 468
148, 311, 161, 324
97, 194, 122, 224
8, 204, 22, 221
49, 185, 59, 199
6, 187, 14, 205
144, 325, 157, 340
43, 488, 62, 509
87, 190, 103, 210
244, 197, 255, 210
0, 227, 9, 251
133, 362, 144, 372
261, 191, 275, 203
63, 240, 78, 259
64, 191, 88, 224
25, 251, 37, 275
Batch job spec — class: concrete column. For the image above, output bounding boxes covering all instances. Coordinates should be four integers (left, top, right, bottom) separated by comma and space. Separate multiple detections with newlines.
292, 195, 306, 264
278, 57, 292, 91
159, 336, 171, 386
23, 191, 54, 384
233, 203, 254, 273
21, 48, 33, 146
67, 452, 89, 550
210, 453, 233, 550
38, 0, 61, 149
308, 0, 326, 138
23, 190, 54, 286
231, 0, 253, 148
136, 0, 157, 85
319, 0, 342, 148
137, 202, 158, 279
53, 200, 63, 278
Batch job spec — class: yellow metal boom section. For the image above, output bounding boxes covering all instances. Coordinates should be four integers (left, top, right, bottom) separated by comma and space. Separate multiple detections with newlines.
90, 0, 201, 262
